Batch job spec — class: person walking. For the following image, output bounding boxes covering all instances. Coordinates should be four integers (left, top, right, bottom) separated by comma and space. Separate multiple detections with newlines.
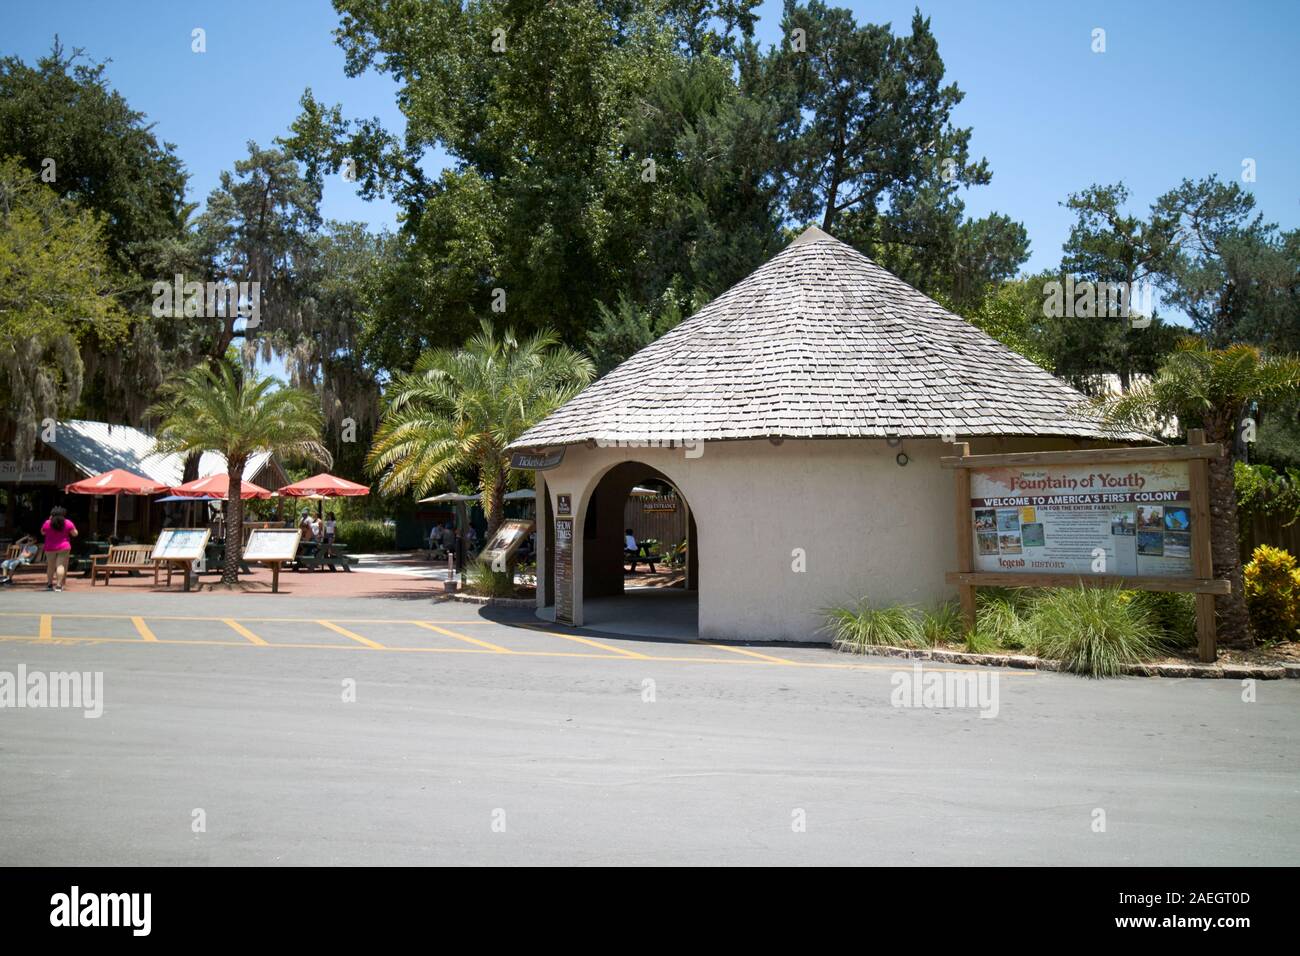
41, 506, 78, 592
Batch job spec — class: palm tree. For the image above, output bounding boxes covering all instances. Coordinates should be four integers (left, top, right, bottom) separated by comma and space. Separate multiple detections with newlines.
367, 320, 595, 538
149, 361, 330, 585
1093, 340, 1300, 645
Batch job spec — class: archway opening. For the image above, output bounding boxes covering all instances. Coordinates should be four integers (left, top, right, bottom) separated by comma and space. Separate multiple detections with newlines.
580, 461, 698, 639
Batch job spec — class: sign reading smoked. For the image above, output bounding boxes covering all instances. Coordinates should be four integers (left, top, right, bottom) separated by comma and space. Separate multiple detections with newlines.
970, 461, 1192, 577
554, 516, 575, 625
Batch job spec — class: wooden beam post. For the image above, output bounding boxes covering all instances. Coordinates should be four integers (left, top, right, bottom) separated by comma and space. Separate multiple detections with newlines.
951, 442, 976, 634
1186, 428, 1217, 663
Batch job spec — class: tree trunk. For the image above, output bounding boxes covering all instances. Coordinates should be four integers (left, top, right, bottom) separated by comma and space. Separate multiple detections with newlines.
480, 457, 506, 542
222, 457, 247, 586
1205, 425, 1253, 646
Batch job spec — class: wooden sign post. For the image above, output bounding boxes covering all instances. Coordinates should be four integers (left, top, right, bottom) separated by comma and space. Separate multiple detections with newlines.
943, 432, 1227, 662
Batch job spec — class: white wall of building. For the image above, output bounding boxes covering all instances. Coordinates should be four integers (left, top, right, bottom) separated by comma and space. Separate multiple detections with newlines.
539, 436, 1104, 642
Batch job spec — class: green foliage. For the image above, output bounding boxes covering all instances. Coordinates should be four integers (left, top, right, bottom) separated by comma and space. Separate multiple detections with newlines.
465, 558, 516, 599
822, 600, 925, 651
0, 157, 130, 459
1152, 175, 1298, 349
973, 591, 1034, 651
148, 360, 329, 583
917, 601, 963, 647
1235, 461, 1300, 529
1243, 545, 1300, 642
367, 321, 594, 534
587, 294, 685, 376
1028, 586, 1165, 677
1129, 591, 1197, 647
335, 519, 395, 553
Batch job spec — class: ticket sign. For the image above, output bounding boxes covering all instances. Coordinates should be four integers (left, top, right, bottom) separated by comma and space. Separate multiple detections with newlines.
151, 528, 211, 562
554, 516, 574, 625
969, 461, 1193, 577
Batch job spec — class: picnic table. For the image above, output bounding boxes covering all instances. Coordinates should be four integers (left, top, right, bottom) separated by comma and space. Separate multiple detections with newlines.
292, 540, 358, 572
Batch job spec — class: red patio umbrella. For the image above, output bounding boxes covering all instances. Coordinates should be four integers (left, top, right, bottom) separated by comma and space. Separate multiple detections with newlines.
277, 472, 370, 521
277, 473, 371, 497
172, 473, 272, 500
65, 468, 173, 537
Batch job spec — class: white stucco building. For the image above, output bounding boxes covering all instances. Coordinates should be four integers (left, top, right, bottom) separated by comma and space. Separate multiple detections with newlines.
509, 226, 1139, 642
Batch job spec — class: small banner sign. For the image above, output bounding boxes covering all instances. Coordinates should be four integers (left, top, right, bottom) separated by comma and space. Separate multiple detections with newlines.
510, 448, 565, 471
641, 494, 678, 513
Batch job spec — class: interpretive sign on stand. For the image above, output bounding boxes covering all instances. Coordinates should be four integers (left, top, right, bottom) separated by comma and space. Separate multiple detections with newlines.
242, 528, 302, 593
151, 528, 211, 592
481, 519, 534, 572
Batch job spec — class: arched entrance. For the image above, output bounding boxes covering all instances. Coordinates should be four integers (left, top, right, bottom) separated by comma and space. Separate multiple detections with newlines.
542, 460, 699, 639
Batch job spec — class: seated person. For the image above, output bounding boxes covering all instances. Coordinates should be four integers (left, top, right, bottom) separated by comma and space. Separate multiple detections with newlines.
0, 534, 39, 584
624, 528, 641, 573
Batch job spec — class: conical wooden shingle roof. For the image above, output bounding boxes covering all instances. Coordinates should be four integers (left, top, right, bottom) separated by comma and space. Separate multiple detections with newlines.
512, 226, 1140, 448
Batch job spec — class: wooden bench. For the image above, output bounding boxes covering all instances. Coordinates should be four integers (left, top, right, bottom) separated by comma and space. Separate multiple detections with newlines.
91, 545, 158, 585
2, 542, 44, 577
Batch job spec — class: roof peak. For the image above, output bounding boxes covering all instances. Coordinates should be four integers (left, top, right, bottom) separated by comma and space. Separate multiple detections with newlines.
789, 223, 835, 247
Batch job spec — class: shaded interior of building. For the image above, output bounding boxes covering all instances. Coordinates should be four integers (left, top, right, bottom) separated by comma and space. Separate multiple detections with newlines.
540, 461, 699, 639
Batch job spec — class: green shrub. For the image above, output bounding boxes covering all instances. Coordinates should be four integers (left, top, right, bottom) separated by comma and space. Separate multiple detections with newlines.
918, 601, 963, 646
465, 558, 515, 598
1243, 544, 1300, 642
1028, 585, 1164, 677
335, 519, 396, 552
1129, 590, 1197, 647
822, 600, 925, 651
973, 592, 1033, 651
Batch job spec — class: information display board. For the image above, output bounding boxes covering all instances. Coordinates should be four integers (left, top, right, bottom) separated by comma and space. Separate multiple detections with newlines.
244, 528, 302, 562
480, 519, 534, 572
969, 460, 1193, 577
943, 433, 1227, 663
151, 528, 210, 562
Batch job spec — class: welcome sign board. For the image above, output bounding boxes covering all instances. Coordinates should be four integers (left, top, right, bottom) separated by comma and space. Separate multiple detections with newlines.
943, 434, 1228, 663
969, 461, 1193, 578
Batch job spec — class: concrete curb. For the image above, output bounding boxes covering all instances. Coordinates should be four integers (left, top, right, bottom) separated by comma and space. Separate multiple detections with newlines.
836, 642, 1297, 679
445, 593, 536, 609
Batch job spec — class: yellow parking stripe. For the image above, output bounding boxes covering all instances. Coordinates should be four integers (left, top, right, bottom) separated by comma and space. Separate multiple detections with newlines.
131, 616, 158, 642
39, 614, 52, 640
691, 641, 794, 665
224, 619, 268, 645
413, 621, 513, 654
520, 624, 651, 659
317, 620, 385, 649
0, 632, 1035, 675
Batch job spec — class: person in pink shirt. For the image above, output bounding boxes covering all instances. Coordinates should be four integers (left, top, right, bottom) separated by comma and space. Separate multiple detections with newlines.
40, 506, 78, 592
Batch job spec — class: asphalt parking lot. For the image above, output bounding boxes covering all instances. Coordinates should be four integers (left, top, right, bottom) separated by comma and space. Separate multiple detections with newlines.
1, 589, 1297, 865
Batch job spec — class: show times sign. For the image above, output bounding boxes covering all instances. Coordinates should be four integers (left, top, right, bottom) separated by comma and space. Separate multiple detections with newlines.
969, 461, 1193, 577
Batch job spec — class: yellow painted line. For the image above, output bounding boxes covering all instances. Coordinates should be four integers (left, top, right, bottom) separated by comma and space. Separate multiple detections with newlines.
413, 621, 513, 654
39, 615, 52, 640
131, 616, 158, 642
518, 624, 651, 659
0, 611, 495, 625
0, 633, 1036, 675
223, 619, 268, 646
692, 641, 795, 664
317, 620, 385, 649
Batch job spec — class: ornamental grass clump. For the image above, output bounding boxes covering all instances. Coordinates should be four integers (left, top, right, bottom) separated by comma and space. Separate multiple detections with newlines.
1028, 585, 1164, 677
822, 600, 925, 651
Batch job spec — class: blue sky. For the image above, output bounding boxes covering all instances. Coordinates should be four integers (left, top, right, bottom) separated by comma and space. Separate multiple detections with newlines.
4, 0, 1298, 281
